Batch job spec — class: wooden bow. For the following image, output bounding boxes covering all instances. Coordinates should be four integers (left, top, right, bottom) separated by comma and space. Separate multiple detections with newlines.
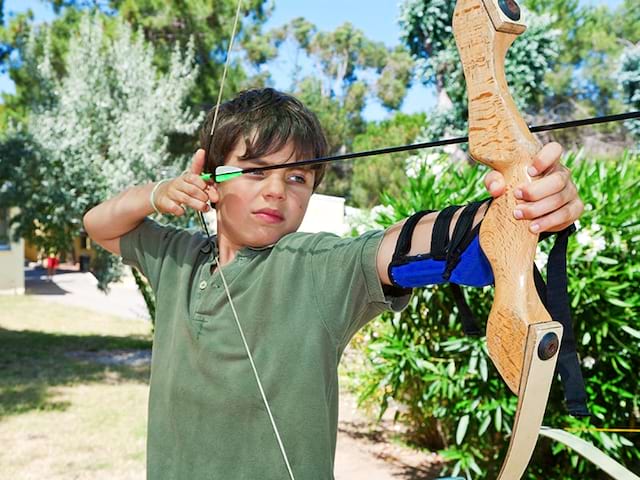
453, 0, 564, 478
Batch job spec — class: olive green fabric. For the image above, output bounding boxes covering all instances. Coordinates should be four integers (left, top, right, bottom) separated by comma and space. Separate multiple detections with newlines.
121, 218, 408, 480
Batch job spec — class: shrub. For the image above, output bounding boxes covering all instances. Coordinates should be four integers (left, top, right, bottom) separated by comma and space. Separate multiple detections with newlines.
346, 150, 640, 479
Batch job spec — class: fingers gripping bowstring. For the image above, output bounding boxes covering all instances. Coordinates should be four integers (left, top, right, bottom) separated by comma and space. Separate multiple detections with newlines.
199, 2, 296, 479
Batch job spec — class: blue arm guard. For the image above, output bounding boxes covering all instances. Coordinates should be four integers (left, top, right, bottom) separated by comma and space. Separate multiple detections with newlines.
388, 199, 494, 289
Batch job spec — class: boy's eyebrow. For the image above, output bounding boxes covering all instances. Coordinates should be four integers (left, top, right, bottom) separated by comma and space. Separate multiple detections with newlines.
244, 158, 269, 166
243, 158, 311, 170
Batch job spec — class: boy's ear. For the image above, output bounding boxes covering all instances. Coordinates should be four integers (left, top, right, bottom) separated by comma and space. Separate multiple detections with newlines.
206, 182, 220, 205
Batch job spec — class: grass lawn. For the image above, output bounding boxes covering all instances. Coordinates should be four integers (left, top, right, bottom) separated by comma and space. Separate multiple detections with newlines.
0, 295, 153, 480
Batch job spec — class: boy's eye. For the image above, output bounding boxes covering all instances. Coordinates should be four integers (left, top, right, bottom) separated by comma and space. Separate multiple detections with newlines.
244, 168, 309, 185
288, 172, 308, 184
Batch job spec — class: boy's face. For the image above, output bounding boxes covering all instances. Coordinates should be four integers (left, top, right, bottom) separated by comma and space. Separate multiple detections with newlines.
209, 138, 315, 249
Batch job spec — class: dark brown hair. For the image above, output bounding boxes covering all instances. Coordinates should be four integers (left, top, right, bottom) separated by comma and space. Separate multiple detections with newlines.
199, 88, 328, 189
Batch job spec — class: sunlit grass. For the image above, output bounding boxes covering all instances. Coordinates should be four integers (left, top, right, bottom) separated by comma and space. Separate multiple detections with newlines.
0, 295, 152, 479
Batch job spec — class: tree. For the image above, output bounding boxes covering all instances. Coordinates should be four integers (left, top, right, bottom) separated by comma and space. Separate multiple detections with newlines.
0, 1, 275, 149
398, 0, 455, 111
618, 42, 640, 140
109, 0, 273, 109
522, 0, 640, 116
399, 1, 560, 153
272, 19, 415, 200
350, 112, 426, 208
0, 13, 201, 296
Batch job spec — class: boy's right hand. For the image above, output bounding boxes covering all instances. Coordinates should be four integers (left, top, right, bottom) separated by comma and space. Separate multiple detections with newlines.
154, 149, 212, 216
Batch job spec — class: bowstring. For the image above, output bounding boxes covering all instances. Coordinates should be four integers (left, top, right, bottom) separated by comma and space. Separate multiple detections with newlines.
197, 1, 296, 478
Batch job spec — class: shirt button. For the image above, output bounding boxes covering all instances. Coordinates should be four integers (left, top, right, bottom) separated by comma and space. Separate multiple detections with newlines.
199, 280, 207, 290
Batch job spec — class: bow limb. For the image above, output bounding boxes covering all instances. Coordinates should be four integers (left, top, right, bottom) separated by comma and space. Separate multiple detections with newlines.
453, 1, 563, 478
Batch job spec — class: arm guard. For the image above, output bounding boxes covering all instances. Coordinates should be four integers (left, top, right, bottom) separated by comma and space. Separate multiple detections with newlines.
388, 199, 494, 289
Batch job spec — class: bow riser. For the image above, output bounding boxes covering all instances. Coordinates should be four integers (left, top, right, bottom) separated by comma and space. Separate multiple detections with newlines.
454, 0, 551, 396
454, 0, 565, 478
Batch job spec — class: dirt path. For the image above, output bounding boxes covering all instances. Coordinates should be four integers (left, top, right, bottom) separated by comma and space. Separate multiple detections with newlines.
335, 390, 443, 479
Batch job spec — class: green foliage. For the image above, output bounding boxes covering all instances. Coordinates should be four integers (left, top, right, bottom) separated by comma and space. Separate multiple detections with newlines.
350, 112, 426, 208
0, 13, 200, 303
112, 0, 272, 107
279, 19, 413, 112
399, 0, 454, 79
520, 0, 639, 115
618, 42, 640, 140
47, 0, 273, 101
376, 46, 415, 111
294, 76, 360, 200
398, 0, 638, 123
273, 19, 415, 199
399, 2, 560, 144
347, 151, 640, 479
530, 0, 639, 115
0, 1, 274, 154
614, 0, 640, 43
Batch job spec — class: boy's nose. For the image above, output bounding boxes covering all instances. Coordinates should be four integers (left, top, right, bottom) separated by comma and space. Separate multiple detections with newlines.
262, 175, 287, 200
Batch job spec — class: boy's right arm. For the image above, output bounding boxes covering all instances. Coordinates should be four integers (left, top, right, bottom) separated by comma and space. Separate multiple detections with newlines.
83, 150, 211, 256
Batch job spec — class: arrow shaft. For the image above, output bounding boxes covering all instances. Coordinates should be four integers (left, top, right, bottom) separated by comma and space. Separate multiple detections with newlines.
203, 110, 640, 182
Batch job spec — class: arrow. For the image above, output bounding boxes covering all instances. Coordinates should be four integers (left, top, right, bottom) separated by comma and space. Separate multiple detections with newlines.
200, 110, 640, 183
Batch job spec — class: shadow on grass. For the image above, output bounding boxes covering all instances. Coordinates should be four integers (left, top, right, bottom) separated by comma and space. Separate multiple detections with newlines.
0, 326, 152, 419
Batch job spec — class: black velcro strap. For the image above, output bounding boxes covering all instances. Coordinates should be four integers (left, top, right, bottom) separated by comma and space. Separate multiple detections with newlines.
451, 284, 483, 336
431, 205, 463, 259
392, 210, 435, 261
448, 200, 487, 254
444, 199, 491, 280
447, 200, 491, 337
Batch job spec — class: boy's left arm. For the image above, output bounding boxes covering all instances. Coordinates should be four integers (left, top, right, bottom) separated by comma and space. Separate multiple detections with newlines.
377, 142, 584, 285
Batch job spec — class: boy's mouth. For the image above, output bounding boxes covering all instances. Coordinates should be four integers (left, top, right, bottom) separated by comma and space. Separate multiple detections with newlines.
253, 208, 285, 223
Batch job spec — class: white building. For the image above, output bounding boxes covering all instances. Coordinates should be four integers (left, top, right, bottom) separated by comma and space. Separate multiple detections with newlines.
0, 207, 25, 295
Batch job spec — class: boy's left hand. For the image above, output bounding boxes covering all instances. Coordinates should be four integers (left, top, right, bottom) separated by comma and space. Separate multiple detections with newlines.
483, 142, 584, 233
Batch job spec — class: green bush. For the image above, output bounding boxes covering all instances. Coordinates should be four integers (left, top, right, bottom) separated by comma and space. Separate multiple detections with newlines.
346, 150, 640, 479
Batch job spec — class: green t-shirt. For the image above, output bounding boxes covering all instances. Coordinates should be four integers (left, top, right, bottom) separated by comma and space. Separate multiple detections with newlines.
121, 218, 408, 480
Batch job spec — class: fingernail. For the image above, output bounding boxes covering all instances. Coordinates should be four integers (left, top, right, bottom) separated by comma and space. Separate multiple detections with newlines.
514, 209, 524, 219
530, 223, 540, 233
528, 166, 538, 176
514, 189, 523, 199
489, 181, 499, 192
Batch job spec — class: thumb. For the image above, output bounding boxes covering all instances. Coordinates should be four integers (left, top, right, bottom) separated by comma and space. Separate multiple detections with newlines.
190, 149, 207, 175
484, 170, 505, 198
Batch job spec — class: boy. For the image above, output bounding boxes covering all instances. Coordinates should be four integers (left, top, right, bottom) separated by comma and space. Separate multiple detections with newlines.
83, 88, 583, 479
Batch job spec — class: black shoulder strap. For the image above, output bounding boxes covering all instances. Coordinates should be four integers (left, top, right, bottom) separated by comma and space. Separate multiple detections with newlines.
534, 224, 590, 417
451, 284, 483, 336
452, 219, 589, 417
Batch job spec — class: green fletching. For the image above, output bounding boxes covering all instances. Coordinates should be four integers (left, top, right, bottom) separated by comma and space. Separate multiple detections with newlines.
215, 171, 243, 182
200, 167, 243, 183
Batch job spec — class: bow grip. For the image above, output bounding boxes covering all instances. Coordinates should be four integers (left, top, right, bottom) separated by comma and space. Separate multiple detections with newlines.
453, 0, 552, 395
